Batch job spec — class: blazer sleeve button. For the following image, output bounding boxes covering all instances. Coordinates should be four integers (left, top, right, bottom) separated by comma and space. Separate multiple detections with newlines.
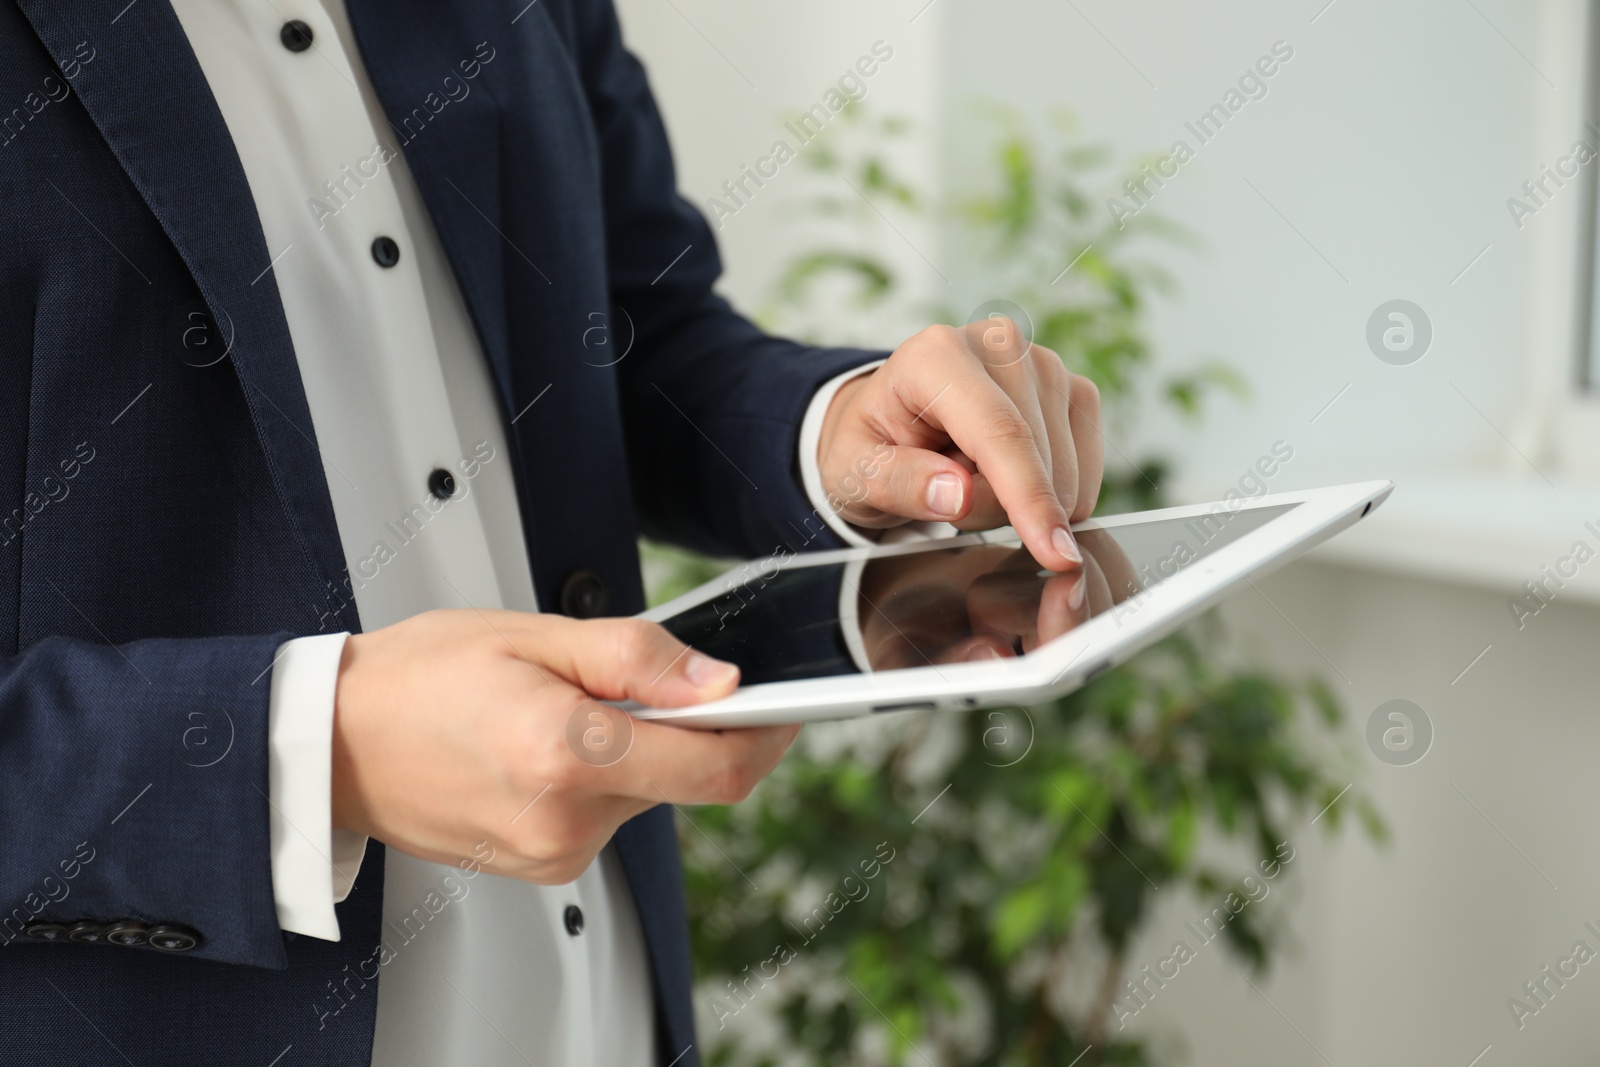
66, 921, 108, 944
22, 921, 68, 942
105, 920, 150, 947
146, 925, 200, 952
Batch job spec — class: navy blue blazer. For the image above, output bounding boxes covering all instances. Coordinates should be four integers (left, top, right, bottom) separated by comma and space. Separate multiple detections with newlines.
0, 1, 877, 1063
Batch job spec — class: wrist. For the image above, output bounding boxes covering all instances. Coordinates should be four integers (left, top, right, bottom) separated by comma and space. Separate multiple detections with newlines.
816, 371, 874, 493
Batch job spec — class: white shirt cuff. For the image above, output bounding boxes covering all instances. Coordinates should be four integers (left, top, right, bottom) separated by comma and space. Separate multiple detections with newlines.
798, 361, 886, 548
797, 359, 957, 547
267, 632, 370, 941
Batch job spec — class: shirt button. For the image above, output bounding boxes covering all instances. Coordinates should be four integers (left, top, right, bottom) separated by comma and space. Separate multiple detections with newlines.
371, 236, 401, 268
279, 20, 314, 52
427, 468, 457, 500
559, 570, 609, 619
563, 904, 584, 936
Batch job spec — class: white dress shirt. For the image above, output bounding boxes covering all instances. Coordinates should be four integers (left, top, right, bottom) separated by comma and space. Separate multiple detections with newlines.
164, 3, 865, 1065
167, 3, 655, 1064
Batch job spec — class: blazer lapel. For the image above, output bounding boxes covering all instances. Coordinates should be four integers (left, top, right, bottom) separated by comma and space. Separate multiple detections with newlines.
14, 0, 358, 632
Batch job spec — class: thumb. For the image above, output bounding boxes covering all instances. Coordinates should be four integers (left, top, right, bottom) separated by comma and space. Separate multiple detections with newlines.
836, 443, 975, 525
529, 617, 740, 708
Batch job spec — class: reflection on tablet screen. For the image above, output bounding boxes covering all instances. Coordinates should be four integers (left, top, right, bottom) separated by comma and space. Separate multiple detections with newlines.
660, 503, 1297, 686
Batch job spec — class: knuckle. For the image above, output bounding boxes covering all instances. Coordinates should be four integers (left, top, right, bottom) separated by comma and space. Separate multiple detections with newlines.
1031, 347, 1066, 382
1070, 373, 1101, 411
984, 409, 1036, 446
506, 720, 570, 786
965, 318, 1020, 362
1027, 486, 1066, 518
612, 618, 665, 679
502, 755, 542, 798
888, 463, 925, 503
991, 316, 1024, 348
511, 750, 586, 805
908, 323, 960, 358
541, 750, 585, 793
706, 762, 759, 805
498, 740, 541, 794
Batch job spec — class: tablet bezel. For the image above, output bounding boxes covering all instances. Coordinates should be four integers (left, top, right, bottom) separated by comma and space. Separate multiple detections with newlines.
633, 480, 1392, 728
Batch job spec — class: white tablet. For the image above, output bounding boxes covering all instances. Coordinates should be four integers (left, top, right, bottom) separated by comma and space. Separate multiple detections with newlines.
634, 480, 1392, 728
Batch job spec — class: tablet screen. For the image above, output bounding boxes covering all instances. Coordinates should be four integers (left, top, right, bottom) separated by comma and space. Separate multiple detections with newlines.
660, 503, 1297, 685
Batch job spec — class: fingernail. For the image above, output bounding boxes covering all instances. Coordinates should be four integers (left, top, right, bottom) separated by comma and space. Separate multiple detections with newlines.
1052, 526, 1082, 565
1068, 574, 1086, 610
963, 643, 1002, 662
926, 473, 963, 518
685, 651, 739, 688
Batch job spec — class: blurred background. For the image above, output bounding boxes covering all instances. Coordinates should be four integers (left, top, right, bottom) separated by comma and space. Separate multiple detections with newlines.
614, 1, 1600, 1063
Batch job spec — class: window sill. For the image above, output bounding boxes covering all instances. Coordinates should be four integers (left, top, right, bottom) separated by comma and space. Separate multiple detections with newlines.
1173, 466, 1600, 608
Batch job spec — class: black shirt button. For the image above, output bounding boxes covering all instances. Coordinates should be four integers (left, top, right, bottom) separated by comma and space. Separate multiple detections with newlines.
105, 921, 149, 947
427, 468, 457, 501
559, 570, 609, 619
66, 921, 107, 944
563, 904, 584, 936
23, 921, 68, 942
146, 925, 200, 952
371, 236, 401, 268
280, 20, 314, 52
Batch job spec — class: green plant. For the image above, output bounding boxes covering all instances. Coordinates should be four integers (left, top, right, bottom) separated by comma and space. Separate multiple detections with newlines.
648, 103, 1383, 1067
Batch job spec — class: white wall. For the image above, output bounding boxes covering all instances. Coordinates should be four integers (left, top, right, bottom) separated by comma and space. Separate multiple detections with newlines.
614, 1, 1600, 1063
1121, 561, 1600, 1066
939, 0, 1553, 488
614, 0, 946, 344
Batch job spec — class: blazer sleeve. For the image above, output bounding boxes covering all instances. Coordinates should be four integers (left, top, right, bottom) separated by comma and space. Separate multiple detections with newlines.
567, 0, 888, 561
0, 632, 295, 970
